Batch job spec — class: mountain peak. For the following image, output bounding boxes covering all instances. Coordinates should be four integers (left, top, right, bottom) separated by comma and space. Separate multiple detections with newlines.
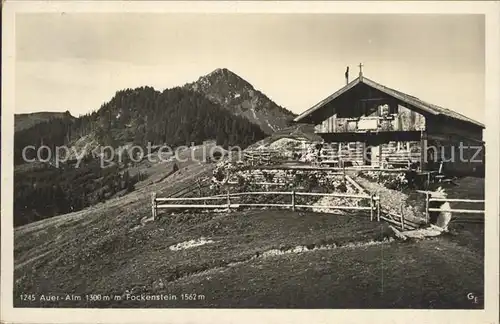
207, 67, 235, 76
208, 67, 227, 75
201, 68, 251, 89
185, 69, 296, 134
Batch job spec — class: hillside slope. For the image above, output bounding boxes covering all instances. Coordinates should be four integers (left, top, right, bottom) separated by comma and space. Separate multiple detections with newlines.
14, 86, 266, 226
13, 155, 484, 309
84, 86, 266, 148
247, 123, 324, 150
15, 111, 74, 132
185, 68, 296, 134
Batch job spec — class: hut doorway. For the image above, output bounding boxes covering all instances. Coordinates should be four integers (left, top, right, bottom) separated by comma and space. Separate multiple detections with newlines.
370, 145, 381, 167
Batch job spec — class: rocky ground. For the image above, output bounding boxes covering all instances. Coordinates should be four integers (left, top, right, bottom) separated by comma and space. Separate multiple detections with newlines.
352, 173, 426, 224
352, 172, 485, 253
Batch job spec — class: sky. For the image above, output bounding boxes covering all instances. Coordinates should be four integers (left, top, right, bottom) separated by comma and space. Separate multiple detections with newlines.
15, 13, 485, 123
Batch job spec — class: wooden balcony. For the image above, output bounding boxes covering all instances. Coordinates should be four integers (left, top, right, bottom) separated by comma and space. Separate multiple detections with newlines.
314, 114, 425, 134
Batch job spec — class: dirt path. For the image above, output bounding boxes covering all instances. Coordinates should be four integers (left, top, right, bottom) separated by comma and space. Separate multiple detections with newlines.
15, 249, 54, 270
351, 174, 425, 224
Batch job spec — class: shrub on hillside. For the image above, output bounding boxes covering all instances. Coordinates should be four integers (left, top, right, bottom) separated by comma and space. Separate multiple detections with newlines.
336, 181, 348, 193
360, 171, 409, 191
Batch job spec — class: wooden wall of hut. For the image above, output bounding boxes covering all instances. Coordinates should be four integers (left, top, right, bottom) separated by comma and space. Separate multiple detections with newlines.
322, 142, 366, 165
425, 116, 484, 175
321, 140, 422, 167
314, 104, 426, 133
380, 141, 422, 165
395, 105, 426, 131
426, 135, 484, 175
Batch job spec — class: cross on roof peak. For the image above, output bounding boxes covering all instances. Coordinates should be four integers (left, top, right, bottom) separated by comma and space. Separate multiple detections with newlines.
358, 63, 364, 77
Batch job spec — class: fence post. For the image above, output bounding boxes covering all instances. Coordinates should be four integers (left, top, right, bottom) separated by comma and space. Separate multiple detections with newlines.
425, 191, 430, 224
343, 162, 346, 183
197, 180, 204, 205
291, 190, 296, 211
376, 195, 381, 222
226, 189, 231, 211
370, 194, 374, 221
151, 192, 157, 221
400, 204, 405, 230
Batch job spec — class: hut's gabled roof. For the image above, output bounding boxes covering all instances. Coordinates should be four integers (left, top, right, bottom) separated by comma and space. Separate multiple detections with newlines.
293, 76, 484, 128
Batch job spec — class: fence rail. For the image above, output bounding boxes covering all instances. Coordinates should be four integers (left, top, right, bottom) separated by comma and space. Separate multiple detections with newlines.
243, 150, 278, 165
428, 208, 485, 214
295, 192, 371, 199
156, 196, 227, 202
151, 189, 485, 229
151, 190, 380, 221
243, 147, 422, 170
424, 193, 485, 223
226, 181, 288, 186
379, 207, 421, 231
250, 165, 409, 172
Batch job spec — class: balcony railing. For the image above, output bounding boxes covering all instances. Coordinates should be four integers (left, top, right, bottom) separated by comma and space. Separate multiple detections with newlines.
314, 115, 424, 134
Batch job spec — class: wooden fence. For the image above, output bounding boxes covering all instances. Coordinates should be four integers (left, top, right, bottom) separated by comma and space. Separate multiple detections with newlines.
243, 151, 271, 165
249, 165, 409, 173
151, 188, 484, 230
164, 179, 212, 198
378, 206, 422, 231
151, 190, 381, 221
425, 194, 485, 224
243, 147, 420, 173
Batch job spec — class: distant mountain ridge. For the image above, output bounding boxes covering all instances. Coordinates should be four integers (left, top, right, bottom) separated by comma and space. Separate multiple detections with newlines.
16, 68, 295, 137
14, 86, 266, 165
184, 68, 296, 134
14, 68, 295, 164
15, 111, 74, 132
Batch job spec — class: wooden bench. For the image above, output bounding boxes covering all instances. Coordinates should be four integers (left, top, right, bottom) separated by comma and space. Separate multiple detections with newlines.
385, 157, 412, 169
